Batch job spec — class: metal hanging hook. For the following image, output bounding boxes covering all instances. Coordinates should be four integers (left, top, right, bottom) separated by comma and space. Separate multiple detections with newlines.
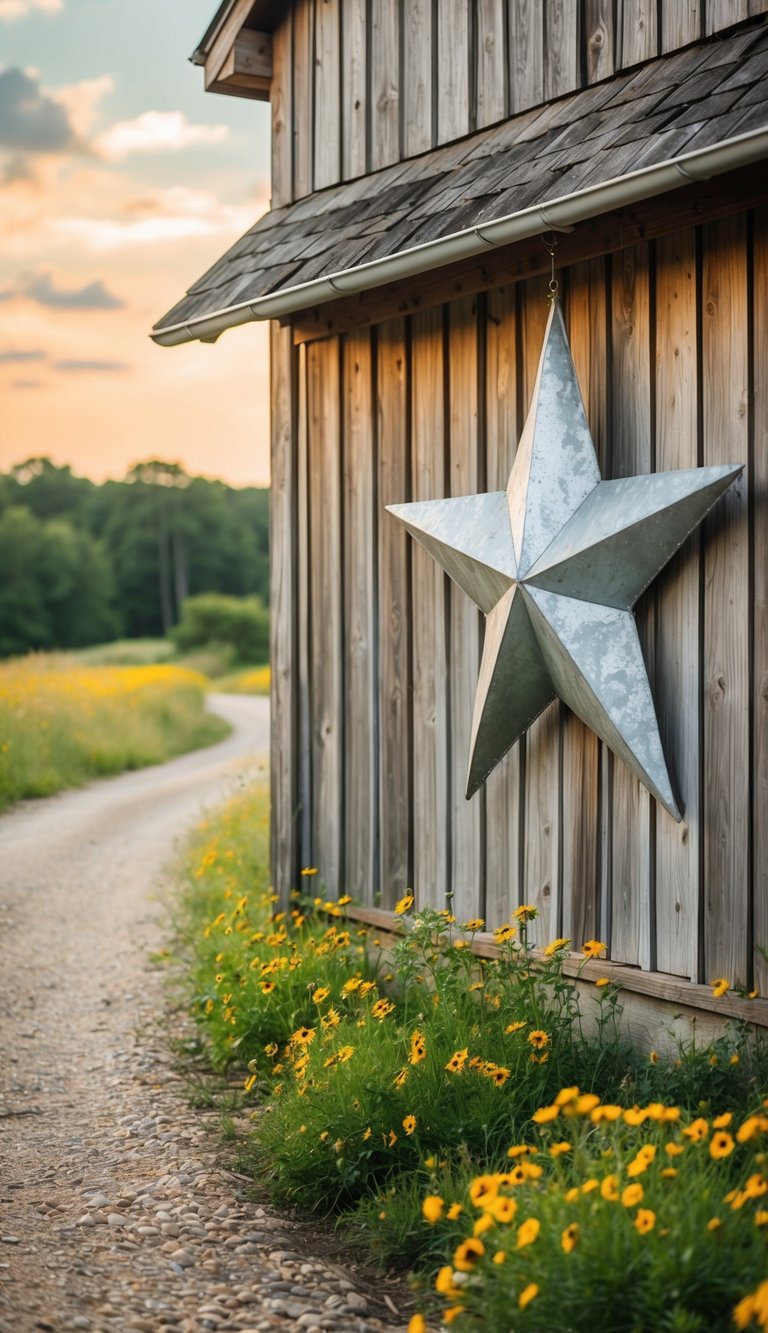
543, 231, 559, 304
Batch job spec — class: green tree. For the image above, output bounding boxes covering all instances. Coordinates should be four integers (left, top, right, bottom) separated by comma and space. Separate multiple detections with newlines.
0, 506, 120, 656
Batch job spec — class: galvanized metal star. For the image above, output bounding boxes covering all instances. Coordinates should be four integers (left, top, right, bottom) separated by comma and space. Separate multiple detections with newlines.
387, 302, 742, 821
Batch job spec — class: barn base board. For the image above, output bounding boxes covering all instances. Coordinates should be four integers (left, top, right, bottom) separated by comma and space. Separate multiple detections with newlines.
340, 905, 768, 1057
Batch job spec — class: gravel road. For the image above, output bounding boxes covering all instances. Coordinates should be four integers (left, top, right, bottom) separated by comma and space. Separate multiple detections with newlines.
0, 695, 409, 1333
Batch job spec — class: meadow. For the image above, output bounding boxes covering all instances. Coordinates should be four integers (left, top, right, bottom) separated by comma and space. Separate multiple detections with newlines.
178, 782, 768, 1333
0, 655, 228, 811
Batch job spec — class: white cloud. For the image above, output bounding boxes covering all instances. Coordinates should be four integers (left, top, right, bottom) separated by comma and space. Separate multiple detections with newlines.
0, 0, 61, 21
96, 111, 228, 162
52, 185, 258, 250
54, 75, 114, 139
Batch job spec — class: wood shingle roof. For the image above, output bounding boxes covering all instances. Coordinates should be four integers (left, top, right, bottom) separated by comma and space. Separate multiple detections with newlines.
153, 19, 768, 343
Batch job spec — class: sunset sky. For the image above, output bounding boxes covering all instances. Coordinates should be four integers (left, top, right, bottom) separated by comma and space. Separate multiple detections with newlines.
0, 0, 273, 486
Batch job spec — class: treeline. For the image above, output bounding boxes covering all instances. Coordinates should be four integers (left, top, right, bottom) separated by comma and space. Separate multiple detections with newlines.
0, 458, 269, 658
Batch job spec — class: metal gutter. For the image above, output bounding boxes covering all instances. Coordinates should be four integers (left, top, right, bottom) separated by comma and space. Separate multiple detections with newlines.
151, 126, 768, 347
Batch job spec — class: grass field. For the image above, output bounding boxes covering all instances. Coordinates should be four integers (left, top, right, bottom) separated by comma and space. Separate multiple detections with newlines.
0, 655, 229, 811
214, 665, 271, 695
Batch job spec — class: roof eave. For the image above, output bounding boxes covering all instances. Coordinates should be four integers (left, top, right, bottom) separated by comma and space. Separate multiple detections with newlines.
151, 126, 768, 348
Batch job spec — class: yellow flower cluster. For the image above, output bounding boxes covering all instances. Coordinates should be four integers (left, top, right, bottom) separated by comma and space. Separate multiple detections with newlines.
414, 1087, 768, 1329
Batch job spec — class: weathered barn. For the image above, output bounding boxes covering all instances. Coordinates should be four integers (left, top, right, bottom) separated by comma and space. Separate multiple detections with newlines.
154, 0, 768, 1037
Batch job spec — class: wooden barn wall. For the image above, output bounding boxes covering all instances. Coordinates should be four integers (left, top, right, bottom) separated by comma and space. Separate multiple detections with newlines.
270, 0, 768, 205
271, 208, 768, 994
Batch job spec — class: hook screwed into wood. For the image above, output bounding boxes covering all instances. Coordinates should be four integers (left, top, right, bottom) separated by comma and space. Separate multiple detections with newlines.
543, 232, 559, 304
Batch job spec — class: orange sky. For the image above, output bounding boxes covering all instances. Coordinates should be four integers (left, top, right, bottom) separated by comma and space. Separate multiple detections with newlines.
0, 0, 273, 486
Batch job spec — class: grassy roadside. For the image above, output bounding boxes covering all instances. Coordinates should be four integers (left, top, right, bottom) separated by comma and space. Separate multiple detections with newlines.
0, 655, 229, 811
177, 782, 768, 1333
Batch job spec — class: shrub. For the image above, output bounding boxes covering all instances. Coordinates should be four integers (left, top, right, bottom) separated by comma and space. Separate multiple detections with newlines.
172, 593, 269, 665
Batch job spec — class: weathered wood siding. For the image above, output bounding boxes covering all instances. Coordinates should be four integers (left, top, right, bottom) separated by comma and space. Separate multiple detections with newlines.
271, 209, 767, 993
270, 0, 768, 205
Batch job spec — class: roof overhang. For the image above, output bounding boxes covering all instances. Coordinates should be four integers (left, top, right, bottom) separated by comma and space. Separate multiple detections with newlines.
151, 127, 768, 347
190, 0, 276, 100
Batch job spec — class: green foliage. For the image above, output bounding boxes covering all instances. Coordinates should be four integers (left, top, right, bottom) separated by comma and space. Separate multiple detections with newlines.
179, 785, 768, 1332
0, 505, 120, 656
0, 457, 270, 654
172, 593, 269, 665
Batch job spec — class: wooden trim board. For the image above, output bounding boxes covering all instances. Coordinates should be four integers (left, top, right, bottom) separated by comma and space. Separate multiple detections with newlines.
341, 904, 768, 1029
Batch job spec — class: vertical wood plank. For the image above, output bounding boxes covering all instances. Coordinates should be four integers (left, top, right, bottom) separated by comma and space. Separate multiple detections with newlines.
270, 322, 299, 904
410, 308, 449, 909
661, 1, 701, 51
297, 341, 312, 869
293, 0, 314, 198
370, 0, 400, 170
342, 0, 367, 180
544, 0, 580, 99
484, 285, 521, 928
520, 283, 560, 947
753, 208, 768, 995
618, 0, 658, 66
706, 0, 751, 35
403, 0, 433, 156
702, 215, 750, 987
307, 337, 344, 891
378, 318, 411, 907
448, 298, 483, 921
584, 0, 614, 83
610, 243, 653, 970
343, 331, 378, 900
508, 0, 544, 113
314, 0, 341, 190
561, 263, 606, 947
477, 0, 506, 128
438, 0, 470, 143
271, 13, 293, 206
654, 229, 700, 980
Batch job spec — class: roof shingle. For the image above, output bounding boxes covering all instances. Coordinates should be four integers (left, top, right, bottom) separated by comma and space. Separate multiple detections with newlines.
154, 19, 768, 338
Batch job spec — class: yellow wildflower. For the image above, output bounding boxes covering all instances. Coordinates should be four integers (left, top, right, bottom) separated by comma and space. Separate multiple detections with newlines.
710, 1131, 735, 1160
409, 1029, 427, 1065
422, 1195, 444, 1224
711, 976, 729, 998
622, 1184, 644, 1208
561, 1222, 579, 1254
582, 939, 607, 958
518, 1282, 539, 1309
453, 1238, 485, 1271
634, 1208, 656, 1234
544, 937, 571, 956
528, 1029, 550, 1050
394, 892, 414, 915
516, 1217, 540, 1249
600, 1175, 620, 1202
445, 1048, 468, 1074
494, 923, 517, 944
532, 1104, 559, 1125
403, 1114, 416, 1136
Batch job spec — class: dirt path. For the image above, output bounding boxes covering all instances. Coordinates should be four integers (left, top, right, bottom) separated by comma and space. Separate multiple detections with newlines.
0, 696, 408, 1333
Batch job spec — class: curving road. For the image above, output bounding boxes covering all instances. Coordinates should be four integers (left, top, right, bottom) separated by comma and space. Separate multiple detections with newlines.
0, 695, 271, 1330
